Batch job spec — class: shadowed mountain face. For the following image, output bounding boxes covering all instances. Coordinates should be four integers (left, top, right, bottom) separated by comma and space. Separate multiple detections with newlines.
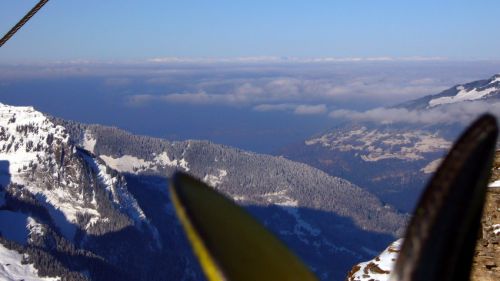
0, 103, 406, 281
283, 74, 500, 212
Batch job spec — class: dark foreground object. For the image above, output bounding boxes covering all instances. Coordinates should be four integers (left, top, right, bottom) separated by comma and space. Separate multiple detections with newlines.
392, 115, 498, 281
170, 172, 317, 281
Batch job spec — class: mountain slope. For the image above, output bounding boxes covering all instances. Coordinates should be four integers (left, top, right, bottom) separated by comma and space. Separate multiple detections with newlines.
58, 118, 407, 280
283, 74, 500, 212
399, 74, 500, 110
0, 104, 197, 281
0, 103, 407, 281
282, 123, 454, 211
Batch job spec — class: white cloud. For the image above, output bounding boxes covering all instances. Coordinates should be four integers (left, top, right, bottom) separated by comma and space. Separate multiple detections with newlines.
126, 91, 253, 106
252, 103, 327, 115
330, 101, 500, 125
294, 104, 327, 115
159, 92, 220, 104
125, 94, 156, 106
146, 56, 447, 64
253, 103, 296, 112
6, 60, 499, 116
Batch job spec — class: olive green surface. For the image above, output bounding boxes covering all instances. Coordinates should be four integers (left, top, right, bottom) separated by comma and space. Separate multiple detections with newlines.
170, 172, 318, 281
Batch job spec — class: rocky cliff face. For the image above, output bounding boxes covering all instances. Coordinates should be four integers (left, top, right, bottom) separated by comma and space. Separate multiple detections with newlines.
471, 151, 500, 281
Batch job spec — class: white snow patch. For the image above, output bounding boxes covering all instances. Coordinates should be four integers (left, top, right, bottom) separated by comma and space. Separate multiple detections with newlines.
231, 195, 247, 201
348, 239, 402, 281
100, 155, 150, 173
489, 180, 500, 188
493, 224, 500, 235
429, 85, 498, 107
0, 243, 60, 281
156, 152, 190, 171
490, 76, 500, 84
100, 151, 190, 173
27, 217, 45, 239
0, 104, 67, 186
92, 156, 146, 223
0, 103, 154, 239
307, 127, 450, 162
262, 190, 298, 206
82, 131, 96, 153
203, 169, 227, 187
0, 103, 102, 238
178, 158, 190, 171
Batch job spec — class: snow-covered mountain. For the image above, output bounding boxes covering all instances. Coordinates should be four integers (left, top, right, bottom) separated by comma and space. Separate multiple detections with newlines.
0, 104, 171, 281
399, 74, 500, 110
0, 103, 406, 281
283, 74, 500, 212
345, 239, 402, 281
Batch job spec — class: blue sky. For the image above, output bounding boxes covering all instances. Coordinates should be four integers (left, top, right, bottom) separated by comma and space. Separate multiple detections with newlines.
1, 0, 500, 62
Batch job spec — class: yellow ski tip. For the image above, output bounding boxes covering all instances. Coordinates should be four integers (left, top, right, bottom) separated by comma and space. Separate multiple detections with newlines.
170, 172, 318, 281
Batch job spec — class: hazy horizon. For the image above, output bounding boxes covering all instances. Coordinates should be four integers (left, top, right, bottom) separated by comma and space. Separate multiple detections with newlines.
2, 59, 500, 153
2, 1, 500, 152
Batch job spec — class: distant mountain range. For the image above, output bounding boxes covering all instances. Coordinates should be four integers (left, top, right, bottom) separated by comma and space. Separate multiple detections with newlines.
0, 103, 405, 281
283, 74, 500, 212
399, 74, 500, 109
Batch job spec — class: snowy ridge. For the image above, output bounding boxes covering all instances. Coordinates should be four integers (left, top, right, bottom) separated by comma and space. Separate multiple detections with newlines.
0, 243, 60, 281
306, 127, 450, 162
100, 151, 189, 174
202, 169, 227, 187
0, 103, 148, 238
27, 217, 45, 243
82, 130, 96, 153
426, 74, 500, 108
81, 152, 146, 225
429, 85, 497, 107
0, 103, 99, 236
346, 239, 402, 281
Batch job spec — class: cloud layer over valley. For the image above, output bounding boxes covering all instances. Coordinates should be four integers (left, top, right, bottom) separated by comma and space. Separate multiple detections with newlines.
1, 59, 499, 152
330, 101, 500, 125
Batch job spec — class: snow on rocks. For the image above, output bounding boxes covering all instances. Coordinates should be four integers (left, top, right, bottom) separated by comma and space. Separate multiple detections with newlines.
203, 169, 227, 187
306, 127, 450, 162
346, 239, 402, 281
489, 180, 500, 188
0, 243, 60, 281
100, 151, 190, 174
81, 152, 146, 225
82, 130, 96, 153
0, 103, 147, 238
429, 84, 499, 107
